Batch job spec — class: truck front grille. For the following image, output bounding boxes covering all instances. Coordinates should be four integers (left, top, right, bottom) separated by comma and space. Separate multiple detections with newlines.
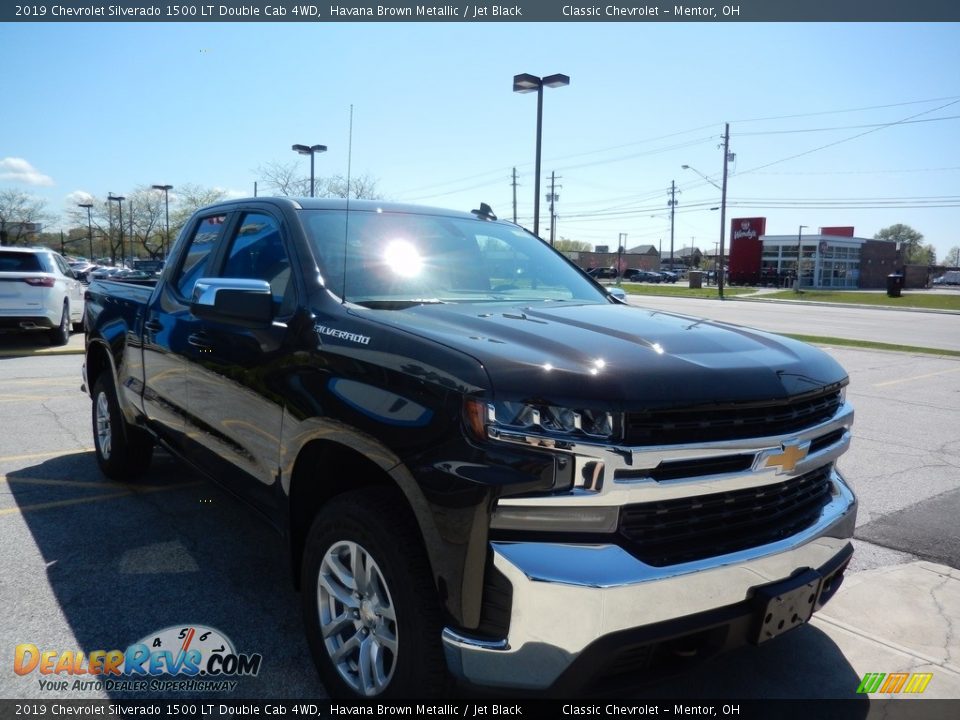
623, 386, 844, 446
618, 464, 833, 567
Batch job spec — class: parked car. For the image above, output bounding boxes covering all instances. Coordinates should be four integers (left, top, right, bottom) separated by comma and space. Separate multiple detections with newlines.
0, 246, 86, 344
659, 270, 679, 283
622, 268, 662, 283
932, 270, 960, 286
586, 266, 618, 279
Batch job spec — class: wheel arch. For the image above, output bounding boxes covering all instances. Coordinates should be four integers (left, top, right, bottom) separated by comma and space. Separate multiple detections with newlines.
286, 438, 452, 619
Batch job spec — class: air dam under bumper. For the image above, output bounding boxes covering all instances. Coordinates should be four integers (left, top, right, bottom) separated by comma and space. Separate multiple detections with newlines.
442, 468, 856, 691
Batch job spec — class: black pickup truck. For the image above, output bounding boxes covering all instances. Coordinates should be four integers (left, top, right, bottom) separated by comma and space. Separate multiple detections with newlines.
84, 197, 857, 698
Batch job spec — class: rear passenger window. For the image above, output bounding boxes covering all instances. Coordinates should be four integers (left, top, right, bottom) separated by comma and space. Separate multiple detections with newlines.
173, 214, 227, 299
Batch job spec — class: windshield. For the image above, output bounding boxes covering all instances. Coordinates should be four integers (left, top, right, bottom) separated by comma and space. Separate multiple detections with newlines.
300, 209, 608, 307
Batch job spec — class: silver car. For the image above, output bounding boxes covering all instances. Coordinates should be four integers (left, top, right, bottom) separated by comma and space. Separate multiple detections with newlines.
0, 247, 86, 345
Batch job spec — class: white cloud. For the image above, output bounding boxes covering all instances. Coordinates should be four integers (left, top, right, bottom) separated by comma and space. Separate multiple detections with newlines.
66, 190, 96, 206
0, 157, 54, 186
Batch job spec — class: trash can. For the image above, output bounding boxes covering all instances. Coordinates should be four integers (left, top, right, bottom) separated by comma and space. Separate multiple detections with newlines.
886, 273, 904, 298
688, 271, 703, 289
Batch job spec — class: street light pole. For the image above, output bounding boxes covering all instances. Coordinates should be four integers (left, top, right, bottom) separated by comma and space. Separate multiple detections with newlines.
108, 194, 125, 267
796, 224, 808, 293
78, 203, 94, 260
152, 184, 173, 259
292, 144, 327, 197
513, 72, 569, 237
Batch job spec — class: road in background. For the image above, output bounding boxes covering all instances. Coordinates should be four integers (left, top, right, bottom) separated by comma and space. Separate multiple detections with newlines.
625, 295, 960, 352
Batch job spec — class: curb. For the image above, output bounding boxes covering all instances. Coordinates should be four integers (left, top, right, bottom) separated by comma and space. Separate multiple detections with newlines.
727, 294, 960, 315
0, 336, 86, 359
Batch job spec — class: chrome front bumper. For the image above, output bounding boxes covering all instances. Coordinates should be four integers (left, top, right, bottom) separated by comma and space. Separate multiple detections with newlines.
442, 467, 857, 690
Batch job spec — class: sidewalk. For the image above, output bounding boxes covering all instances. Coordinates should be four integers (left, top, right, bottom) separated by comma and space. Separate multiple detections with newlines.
811, 561, 960, 698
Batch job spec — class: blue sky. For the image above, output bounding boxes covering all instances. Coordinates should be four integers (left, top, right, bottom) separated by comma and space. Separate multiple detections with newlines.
2, 21, 959, 260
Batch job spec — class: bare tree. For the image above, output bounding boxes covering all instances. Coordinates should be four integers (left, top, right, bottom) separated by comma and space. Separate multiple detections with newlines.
169, 184, 228, 236
256, 161, 310, 196
125, 187, 165, 259
945, 247, 960, 267
0, 189, 53, 246
256, 162, 383, 200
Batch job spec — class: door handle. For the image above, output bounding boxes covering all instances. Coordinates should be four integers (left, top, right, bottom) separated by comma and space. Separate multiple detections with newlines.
144, 320, 163, 333
187, 332, 213, 351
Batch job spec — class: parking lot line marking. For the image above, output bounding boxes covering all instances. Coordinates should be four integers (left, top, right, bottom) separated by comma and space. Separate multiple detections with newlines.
0, 481, 202, 517
0, 448, 92, 464
0, 395, 67, 402
873, 366, 960, 388
0, 378, 79, 387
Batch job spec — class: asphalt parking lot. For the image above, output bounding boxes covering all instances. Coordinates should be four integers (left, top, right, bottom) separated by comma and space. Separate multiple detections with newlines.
1, 337, 959, 705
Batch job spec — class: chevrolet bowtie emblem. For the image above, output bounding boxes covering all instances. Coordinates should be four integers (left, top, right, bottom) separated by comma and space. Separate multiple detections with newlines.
757, 441, 811, 474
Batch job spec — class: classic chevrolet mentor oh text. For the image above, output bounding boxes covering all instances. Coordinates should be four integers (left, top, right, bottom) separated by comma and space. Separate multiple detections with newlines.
83, 197, 856, 697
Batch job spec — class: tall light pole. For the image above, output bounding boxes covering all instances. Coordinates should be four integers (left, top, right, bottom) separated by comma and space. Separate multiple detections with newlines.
108, 194, 125, 266
152, 184, 173, 259
513, 72, 569, 237
796, 225, 808, 292
77, 203, 94, 260
292, 144, 327, 197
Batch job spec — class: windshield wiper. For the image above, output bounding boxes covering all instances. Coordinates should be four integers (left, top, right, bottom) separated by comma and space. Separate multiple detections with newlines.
353, 299, 448, 310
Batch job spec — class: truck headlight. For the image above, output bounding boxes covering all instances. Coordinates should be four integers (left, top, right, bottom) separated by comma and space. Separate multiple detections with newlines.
464, 398, 619, 443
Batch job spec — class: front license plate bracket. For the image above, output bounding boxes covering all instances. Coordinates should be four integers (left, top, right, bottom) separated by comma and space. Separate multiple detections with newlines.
750, 568, 822, 645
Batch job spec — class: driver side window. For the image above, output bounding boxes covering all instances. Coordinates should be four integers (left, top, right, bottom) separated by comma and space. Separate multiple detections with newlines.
221, 212, 295, 315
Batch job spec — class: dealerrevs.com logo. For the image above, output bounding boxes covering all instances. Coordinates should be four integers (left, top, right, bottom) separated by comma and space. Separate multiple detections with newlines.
14, 625, 262, 693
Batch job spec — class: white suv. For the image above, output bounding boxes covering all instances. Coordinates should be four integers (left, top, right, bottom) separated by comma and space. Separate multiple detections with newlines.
0, 247, 86, 345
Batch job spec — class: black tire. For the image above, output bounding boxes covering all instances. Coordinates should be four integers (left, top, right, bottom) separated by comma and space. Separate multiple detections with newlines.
91, 374, 154, 480
49, 302, 70, 346
301, 487, 448, 698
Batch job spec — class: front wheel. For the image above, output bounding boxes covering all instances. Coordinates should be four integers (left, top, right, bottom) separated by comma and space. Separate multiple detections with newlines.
91, 374, 154, 480
301, 488, 448, 698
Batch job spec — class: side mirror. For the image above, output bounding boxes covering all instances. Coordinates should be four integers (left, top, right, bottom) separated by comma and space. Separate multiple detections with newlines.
606, 286, 628, 304
191, 278, 274, 327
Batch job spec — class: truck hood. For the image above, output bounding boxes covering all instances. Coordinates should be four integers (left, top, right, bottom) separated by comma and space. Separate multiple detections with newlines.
357, 301, 847, 409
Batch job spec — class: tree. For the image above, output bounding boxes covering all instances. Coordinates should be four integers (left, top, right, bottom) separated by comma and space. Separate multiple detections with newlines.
553, 238, 592, 252
256, 161, 383, 200
914, 244, 937, 266
873, 224, 927, 263
0, 189, 53, 246
944, 246, 960, 267
168, 184, 228, 239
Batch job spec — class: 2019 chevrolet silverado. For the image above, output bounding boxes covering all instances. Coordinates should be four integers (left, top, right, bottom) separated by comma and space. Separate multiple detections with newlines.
83, 197, 856, 698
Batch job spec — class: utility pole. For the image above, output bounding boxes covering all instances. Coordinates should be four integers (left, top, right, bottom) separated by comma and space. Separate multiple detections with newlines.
718, 122, 732, 299
668, 181, 679, 272
511, 167, 518, 224
616, 232, 627, 286
547, 171, 561, 247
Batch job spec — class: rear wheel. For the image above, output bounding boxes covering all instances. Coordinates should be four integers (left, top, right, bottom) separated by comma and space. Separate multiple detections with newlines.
91, 374, 154, 480
301, 488, 448, 698
49, 302, 70, 346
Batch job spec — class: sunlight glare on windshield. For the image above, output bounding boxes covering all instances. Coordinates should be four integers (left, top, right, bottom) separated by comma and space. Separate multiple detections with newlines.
383, 239, 423, 278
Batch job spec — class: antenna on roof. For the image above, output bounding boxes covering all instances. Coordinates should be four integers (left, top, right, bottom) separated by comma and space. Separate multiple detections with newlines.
471, 203, 497, 221
341, 104, 354, 305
